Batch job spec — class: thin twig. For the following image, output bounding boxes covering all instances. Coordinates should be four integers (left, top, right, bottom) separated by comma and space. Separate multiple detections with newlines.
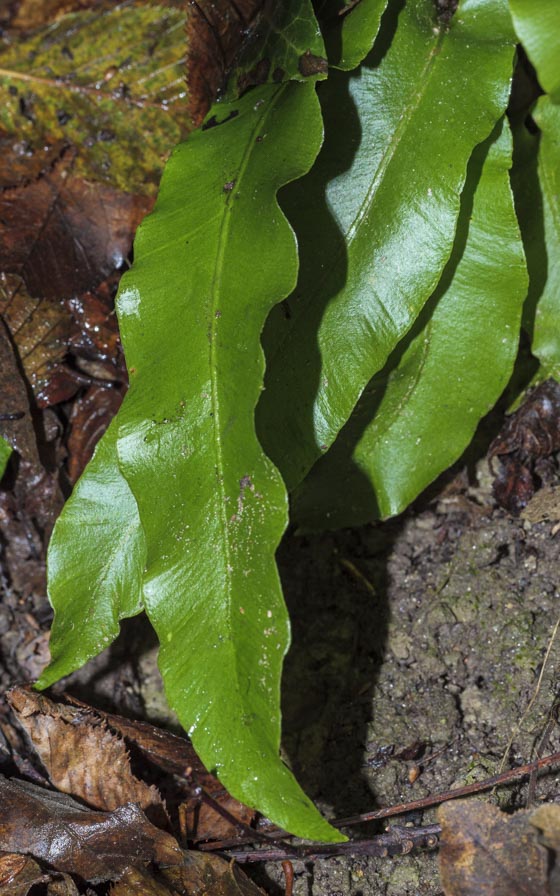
332, 750, 560, 827
225, 824, 441, 864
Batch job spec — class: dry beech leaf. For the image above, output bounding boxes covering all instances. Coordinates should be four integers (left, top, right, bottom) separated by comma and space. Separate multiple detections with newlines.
8, 687, 168, 828
438, 799, 550, 895
63, 696, 256, 841
0, 775, 181, 884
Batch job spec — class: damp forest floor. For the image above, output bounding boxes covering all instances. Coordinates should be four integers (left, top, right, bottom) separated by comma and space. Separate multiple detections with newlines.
1, 459, 560, 895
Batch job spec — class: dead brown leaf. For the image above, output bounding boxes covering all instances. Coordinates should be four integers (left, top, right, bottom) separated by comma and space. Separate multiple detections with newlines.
66, 383, 124, 483
9, 0, 107, 30
111, 852, 266, 896
186, 0, 266, 126
531, 804, 560, 895
0, 273, 72, 408
0, 774, 181, 884
63, 697, 256, 842
438, 799, 550, 895
161, 850, 266, 895
8, 687, 168, 828
0, 147, 150, 302
489, 379, 560, 514
0, 852, 80, 895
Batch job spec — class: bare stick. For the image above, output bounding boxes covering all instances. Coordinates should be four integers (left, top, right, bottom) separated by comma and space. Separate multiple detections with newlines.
226, 824, 441, 864
332, 750, 560, 827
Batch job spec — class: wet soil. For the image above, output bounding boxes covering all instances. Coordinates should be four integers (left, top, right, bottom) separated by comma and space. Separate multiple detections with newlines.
1, 462, 559, 895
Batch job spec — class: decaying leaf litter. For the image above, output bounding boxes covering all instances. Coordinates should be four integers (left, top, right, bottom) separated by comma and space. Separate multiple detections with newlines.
2, 4, 555, 894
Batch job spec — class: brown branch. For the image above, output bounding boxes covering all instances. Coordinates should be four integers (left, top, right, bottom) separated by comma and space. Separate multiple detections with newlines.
224, 823, 441, 863
332, 750, 560, 827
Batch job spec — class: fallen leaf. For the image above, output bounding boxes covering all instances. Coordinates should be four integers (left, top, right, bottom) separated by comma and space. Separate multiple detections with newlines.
490, 380, 560, 513
0, 273, 72, 407
521, 484, 560, 524
8, 687, 168, 828
0, 774, 182, 884
0, 3, 189, 192
110, 866, 176, 895
530, 804, 560, 895
0, 853, 47, 895
185, 0, 265, 126
9, 0, 107, 31
61, 695, 256, 842
66, 384, 125, 483
161, 850, 267, 895
111, 852, 267, 896
0, 149, 150, 302
438, 799, 550, 895
186, 1, 327, 127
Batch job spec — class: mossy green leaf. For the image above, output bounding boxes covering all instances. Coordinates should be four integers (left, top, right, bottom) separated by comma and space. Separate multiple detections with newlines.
0, 437, 11, 478
257, 0, 517, 490
509, 0, 560, 101
0, 4, 188, 192
37, 421, 146, 688
293, 120, 528, 527
531, 97, 560, 379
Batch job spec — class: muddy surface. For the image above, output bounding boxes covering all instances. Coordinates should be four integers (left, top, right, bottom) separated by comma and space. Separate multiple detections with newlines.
1, 461, 559, 895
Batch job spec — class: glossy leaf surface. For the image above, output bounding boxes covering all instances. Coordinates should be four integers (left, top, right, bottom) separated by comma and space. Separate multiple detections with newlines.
38, 422, 145, 687
258, 0, 516, 490
531, 97, 560, 379
293, 121, 528, 527
37, 0, 341, 839
0, 436, 10, 477
509, 0, 560, 101
317, 0, 389, 70
112, 82, 340, 842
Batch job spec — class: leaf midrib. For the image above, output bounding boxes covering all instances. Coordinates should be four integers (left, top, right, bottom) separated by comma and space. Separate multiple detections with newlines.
206, 84, 286, 716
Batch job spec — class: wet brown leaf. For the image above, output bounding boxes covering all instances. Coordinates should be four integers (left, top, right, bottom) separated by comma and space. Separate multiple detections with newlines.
0, 774, 181, 884
489, 380, 560, 513
0, 134, 65, 190
0, 273, 72, 408
8, 687, 168, 828
438, 799, 550, 895
0, 148, 150, 302
61, 695, 255, 841
66, 384, 124, 483
67, 278, 125, 368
